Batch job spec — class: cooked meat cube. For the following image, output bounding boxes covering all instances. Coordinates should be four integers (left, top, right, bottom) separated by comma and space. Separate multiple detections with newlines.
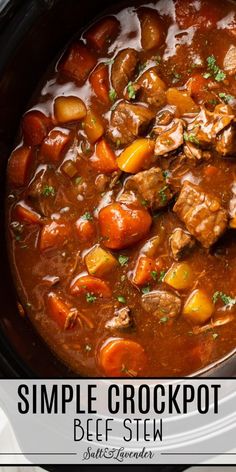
173, 181, 228, 248
142, 290, 181, 318
105, 306, 132, 330
111, 48, 139, 96
137, 67, 167, 107
215, 124, 236, 156
154, 107, 175, 128
108, 101, 155, 145
169, 228, 195, 260
154, 119, 184, 156
229, 182, 236, 228
187, 105, 234, 147
26, 168, 59, 217
125, 167, 173, 209
223, 45, 236, 75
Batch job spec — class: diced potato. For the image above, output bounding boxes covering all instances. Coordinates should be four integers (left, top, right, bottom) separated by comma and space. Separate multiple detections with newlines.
61, 160, 78, 178
117, 138, 155, 173
183, 289, 214, 324
84, 109, 105, 143
85, 245, 117, 276
164, 262, 193, 290
54, 96, 87, 123
166, 88, 199, 115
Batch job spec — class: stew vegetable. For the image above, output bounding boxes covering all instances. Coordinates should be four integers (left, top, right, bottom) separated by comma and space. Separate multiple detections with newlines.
6, 0, 236, 377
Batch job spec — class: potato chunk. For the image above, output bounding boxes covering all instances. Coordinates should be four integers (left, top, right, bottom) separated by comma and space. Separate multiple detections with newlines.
85, 245, 117, 276
54, 96, 87, 123
183, 289, 214, 324
164, 262, 193, 290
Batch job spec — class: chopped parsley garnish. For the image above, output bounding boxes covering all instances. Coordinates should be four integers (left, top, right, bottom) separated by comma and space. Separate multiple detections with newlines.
208, 98, 219, 106
159, 185, 169, 203
151, 270, 158, 281
155, 55, 162, 65
141, 199, 148, 207
162, 170, 170, 179
138, 62, 146, 74
42, 185, 56, 197
159, 271, 166, 282
204, 55, 226, 82
159, 316, 169, 324
116, 138, 121, 148
109, 88, 117, 102
142, 286, 150, 294
219, 92, 234, 103
82, 211, 93, 221
172, 72, 182, 84
127, 82, 136, 100
183, 132, 200, 146
118, 255, 129, 266
86, 293, 97, 303
212, 291, 236, 307
75, 176, 83, 185
117, 295, 126, 304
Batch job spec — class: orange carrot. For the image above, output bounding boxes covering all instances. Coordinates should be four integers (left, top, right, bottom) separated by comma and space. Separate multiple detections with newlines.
133, 255, 156, 285
47, 292, 77, 329
90, 63, 110, 105
116, 139, 155, 173
70, 275, 111, 298
204, 165, 219, 178
59, 41, 97, 84
22, 110, 50, 146
8, 146, 32, 186
39, 222, 71, 251
91, 139, 118, 173
99, 338, 147, 377
187, 73, 208, 98
41, 129, 71, 162
98, 203, 152, 249
75, 218, 95, 241
84, 109, 105, 143
15, 202, 41, 224
84, 16, 120, 51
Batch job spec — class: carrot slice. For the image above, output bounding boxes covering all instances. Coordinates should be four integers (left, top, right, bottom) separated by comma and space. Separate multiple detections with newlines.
47, 292, 77, 329
84, 16, 120, 51
187, 73, 209, 99
133, 255, 156, 286
99, 338, 147, 377
89, 63, 110, 105
91, 139, 118, 173
58, 41, 97, 84
39, 222, 71, 251
75, 218, 95, 241
15, 202, 41, 224
70, 275, 111, 298
117, 139, 155, 173
22, 110, 50, 146
98, 203, 152, 249
41, 129, 71, 162
8, 146, 32, 186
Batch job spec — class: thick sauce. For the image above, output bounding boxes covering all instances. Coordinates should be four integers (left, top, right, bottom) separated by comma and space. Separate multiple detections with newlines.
6, 0, 236, 377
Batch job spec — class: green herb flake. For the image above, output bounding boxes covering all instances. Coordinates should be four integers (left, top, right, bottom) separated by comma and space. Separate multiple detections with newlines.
205, 55, 226, 82
151, 271, 158, 281
183, 132, 200, 146
142, 286, 150, 294
159, 185, 168, 204
172, 72, 182, 84
219, 92, 234, 103
118, 255, 129, 267
109, 88, 117, 102
162, 170, 170, 179
127, 82, 136, 100
105, 58, 114, 65
82, 211, 93, 221
75, 176, 83, 185
159, 271, 166, 282
42, 185, 56, 197
215, 70, 226, 82
86, 293, 97, 304
159, 316, 169, 324
212, 291, 236, 307
117, 295, 126, 304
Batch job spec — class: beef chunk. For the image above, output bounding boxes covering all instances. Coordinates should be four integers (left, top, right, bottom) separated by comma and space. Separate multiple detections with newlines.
105, 306, 132, 330
154, 119, 184, 156
223, 45, 236, 75
169, 228, 195, 260
215, 125, 236, 157
108, 101, 155, 145
173, 181, 228, 248
187, 105, 234, 147
125, 167, 173, 209
111, 48, 138, 96
142, 290, 181, 318
136, 67, 166, 107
